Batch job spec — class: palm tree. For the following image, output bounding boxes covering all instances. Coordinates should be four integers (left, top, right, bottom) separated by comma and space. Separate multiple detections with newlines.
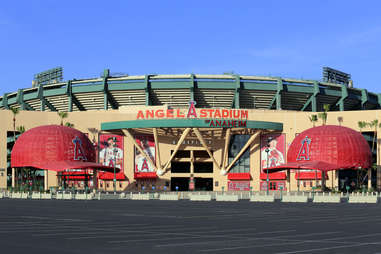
337, 116, 343, 126
64, 122, 74, 128
88, 128, 99, 143
10, 107, 19, 141
368, 119, 379, 153
309, 114, 318, 127
365, 119, 381, 190
16, 125, 26, 134
318, 104, 330, 125
57, 111, 68, 126
358, 121, 367, 132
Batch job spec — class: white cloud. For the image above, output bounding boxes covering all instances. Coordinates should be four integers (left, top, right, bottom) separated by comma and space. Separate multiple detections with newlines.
247, 47, 300, 58
338, 25, 381, 47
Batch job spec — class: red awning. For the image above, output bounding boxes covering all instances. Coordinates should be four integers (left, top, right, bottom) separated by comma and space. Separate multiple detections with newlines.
295, 171, 328, 180
58, 170, 93, 180
227, 173, 251, 180
267, 161, 341, 173
98, 172, 126, 180
260, 172, 287, 180
30, 160, 118, 173
134, 172, 157, 179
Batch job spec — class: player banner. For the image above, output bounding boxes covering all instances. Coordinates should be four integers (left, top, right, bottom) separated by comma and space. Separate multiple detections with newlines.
228, 181, 250, 191
260, 133, 285, 172
135, 135, 156, 173
99, 134, 124, 170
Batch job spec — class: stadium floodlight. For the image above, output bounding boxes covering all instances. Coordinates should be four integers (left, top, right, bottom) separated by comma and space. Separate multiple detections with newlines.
33, 67, 63, 87
322, 67, 351, 86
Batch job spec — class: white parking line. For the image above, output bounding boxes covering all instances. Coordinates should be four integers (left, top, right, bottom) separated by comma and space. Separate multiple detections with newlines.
198, 231, 344, 252
274, 242, 381, 254
108, 235, 234, 246
155, 230, 299, 248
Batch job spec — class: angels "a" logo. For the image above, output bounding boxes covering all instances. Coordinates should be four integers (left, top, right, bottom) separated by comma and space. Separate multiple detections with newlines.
296, 136, 311, 161
72, 136, 87, 161
187, 101, 197, 118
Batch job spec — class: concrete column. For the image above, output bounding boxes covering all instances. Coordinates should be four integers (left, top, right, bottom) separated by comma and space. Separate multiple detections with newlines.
190, 150, 194, 174
12, 168, 15, 188
44, 170, 48, 191
368, 168, 372, 189
331, 170, 335, 190
286, 169, 291, 192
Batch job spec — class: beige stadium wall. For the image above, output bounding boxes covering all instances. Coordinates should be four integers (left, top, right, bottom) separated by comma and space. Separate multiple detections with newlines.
1, 107, 380, 191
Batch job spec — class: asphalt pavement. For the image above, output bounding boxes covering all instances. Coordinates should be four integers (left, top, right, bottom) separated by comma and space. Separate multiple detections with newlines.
0, 199, 381, 254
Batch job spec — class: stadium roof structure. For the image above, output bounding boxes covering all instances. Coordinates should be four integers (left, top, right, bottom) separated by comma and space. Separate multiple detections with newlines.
267, 125, 372, 173
11, 125, 116, 172
1, 70, 380, 112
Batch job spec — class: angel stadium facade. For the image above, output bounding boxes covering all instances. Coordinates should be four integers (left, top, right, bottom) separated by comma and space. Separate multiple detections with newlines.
1, 69, 380, 192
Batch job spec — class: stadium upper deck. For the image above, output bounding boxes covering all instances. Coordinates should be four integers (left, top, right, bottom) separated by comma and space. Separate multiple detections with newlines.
1, 70, 379, 112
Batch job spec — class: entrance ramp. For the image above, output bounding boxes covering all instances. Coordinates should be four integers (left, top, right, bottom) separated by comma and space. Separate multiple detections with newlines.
159, 194, 179, 201
10, 192, 28, 199
216, 194, 239, 202
313, 193, 341, 203
348, 193, 378, 203
250, 194, 275, 202
56, 192, 73, 200
281, 193, 308, 203
30, 192, 53, 199
75, 193, 94, 200
131, 193, 150, 200
189, 193, 212, 201
41, 193, 52, 199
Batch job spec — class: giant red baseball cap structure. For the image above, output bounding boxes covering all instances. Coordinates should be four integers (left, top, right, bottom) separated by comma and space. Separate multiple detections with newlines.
267, 125, 372, 173
11, 125, 117, 172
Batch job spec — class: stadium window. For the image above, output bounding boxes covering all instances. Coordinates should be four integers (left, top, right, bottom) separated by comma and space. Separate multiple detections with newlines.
194, 162, 213, 173
172, 150, 190, 158
171, 162, 191, 173
228, 135, 250, 173
194, 150, 210, 158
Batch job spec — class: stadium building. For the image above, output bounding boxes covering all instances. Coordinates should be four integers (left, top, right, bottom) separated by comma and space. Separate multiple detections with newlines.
0, 69, 380, 192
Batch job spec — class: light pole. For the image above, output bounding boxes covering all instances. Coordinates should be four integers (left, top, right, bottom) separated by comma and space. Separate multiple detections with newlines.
265, 147, 270, 195
113, 147, 117, 194
315, 169, 318, 190
297, 170, 300, 193
265, 136, 273, 196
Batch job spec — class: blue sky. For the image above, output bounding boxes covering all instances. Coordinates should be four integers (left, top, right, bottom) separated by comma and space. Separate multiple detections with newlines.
1, 0, 381, 95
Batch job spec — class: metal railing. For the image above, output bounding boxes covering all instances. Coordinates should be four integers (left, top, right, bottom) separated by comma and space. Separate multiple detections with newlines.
0, 190, 380, 203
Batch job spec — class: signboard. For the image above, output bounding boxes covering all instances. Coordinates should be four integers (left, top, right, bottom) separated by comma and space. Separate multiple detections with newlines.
135, 135, 156, 173
260, 181, 286, 191
99, 134, 124, 170
33, 67, 63, 87
260, 133, 286, 171
322, 67, 351, 86
228, 181, 250, 191
136, 101, 248, 128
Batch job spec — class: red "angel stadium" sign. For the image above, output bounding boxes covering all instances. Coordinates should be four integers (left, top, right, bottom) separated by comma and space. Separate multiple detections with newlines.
136, 101, 248, 127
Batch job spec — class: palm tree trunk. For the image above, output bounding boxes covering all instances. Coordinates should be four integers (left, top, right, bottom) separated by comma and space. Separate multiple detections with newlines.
13, 117, 16, 143
371, 129, 377, 190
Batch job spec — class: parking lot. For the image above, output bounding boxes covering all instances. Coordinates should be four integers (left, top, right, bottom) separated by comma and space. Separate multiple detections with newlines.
1, 199, 381, 254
